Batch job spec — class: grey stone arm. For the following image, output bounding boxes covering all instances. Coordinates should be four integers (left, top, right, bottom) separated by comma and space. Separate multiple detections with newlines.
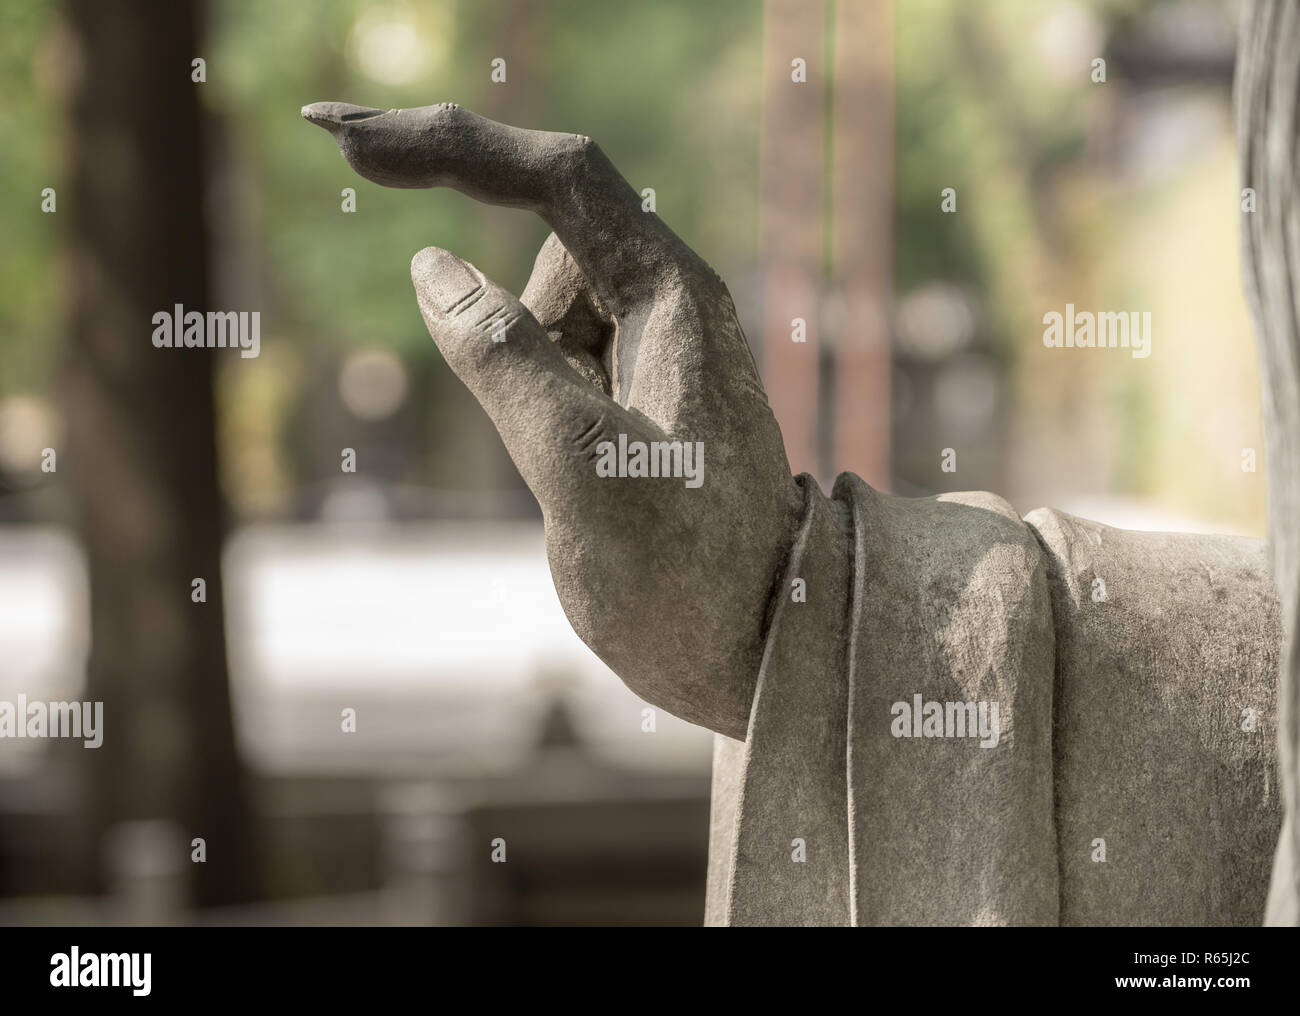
303, 101, 804, 740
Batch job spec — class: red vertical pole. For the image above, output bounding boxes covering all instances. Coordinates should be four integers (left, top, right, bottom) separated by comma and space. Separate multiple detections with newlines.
759, 0, 826, 479
830, 0, 893, 490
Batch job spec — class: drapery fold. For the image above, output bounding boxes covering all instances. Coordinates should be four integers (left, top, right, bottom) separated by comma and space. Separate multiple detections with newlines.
707, 475, 1281, 926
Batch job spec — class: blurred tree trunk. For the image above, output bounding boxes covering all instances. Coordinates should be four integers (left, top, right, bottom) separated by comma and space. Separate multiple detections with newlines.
1237, 0, 1300, 925
60, 0, 261, 907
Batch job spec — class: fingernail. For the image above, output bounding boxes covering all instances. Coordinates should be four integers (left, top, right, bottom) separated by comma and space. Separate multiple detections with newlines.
411, 248, 483, 314
301, 101, 389, 133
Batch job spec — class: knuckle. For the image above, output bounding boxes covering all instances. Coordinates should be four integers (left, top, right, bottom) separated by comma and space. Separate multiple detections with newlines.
442, 285, 487, 321
556, 132, 598, 172
445, 301, 520, 367
570, 415, 613, 463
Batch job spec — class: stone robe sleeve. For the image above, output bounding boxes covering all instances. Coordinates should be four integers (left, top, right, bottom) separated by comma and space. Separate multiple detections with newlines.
706, 474, 1281, 926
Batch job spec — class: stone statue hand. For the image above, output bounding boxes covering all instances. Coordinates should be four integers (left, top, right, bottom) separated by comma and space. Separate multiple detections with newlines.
304, 101, 804, 739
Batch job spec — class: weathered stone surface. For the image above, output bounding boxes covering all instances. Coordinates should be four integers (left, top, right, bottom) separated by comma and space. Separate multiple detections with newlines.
708, 488, 1279, 926
1030, 509, 1279, 925
306, 100, 1283, 925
